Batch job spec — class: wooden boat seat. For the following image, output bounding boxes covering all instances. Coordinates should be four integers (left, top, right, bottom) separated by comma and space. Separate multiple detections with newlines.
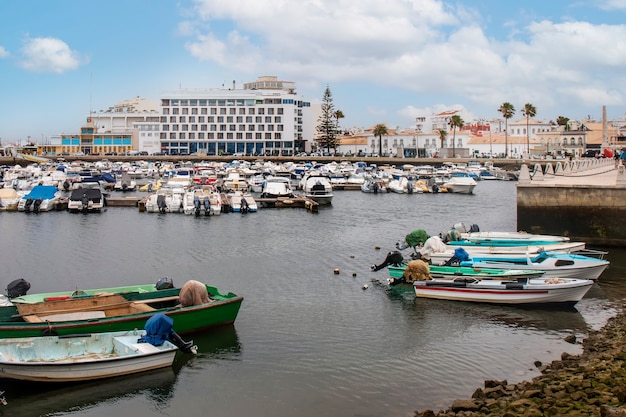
36, 311, 107, 322
129, 302, 156, 313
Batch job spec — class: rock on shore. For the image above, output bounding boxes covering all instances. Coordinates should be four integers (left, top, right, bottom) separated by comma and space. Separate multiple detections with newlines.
414, 304, 626, 417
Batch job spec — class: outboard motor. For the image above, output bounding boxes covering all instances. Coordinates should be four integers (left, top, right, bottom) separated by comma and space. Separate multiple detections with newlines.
407, 181, 413, 194
63, 180, 71, 191
156, 277, 174, 290
81, 192, 89, 213
443, 247, 471, 266
432, 183, 439, 193
140, 313, 197, 355
371, 250, 405, 272
157, 194, 167, 213
121, 182, 128, 191
33, 198, 43, 213
373, 182, 379, 194
24, 197, 34, 213
203, 196, 211, 215
193, 196, 201, 216
241, 197, 249, 213
7, 278, 31, 299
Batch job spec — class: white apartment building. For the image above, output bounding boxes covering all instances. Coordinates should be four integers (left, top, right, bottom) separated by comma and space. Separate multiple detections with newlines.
158, 76, 312, 156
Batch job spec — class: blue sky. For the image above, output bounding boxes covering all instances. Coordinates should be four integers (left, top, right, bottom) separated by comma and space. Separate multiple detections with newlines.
2, 0, 626, 143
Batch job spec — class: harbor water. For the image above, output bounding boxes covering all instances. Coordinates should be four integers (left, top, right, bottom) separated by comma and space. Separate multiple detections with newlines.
1, 180, 625, 417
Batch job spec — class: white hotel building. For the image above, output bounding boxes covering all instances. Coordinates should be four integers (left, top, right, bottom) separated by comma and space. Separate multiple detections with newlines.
80, 76, 313, 156
159, 76, 312, 156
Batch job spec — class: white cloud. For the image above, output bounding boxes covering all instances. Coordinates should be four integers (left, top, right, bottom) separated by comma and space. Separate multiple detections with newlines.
0, 46, 9, 58
19, 37, 83, 73
184, 0, 626, 124
598, 0, 626, 10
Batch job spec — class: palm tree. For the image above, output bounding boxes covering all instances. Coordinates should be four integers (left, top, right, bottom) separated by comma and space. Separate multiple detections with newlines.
437, 129, 448, 152
498, 102, 516, 157
449, 115, 464, 157
373, 123, 388, 157
334, 110, 345, 155
521, 103, 536, 155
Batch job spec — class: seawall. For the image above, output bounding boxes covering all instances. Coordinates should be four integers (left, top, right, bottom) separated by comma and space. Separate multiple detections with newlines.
516, 158, 626, 247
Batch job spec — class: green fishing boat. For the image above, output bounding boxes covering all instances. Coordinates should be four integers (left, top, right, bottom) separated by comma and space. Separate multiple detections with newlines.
0, 281, 243, 339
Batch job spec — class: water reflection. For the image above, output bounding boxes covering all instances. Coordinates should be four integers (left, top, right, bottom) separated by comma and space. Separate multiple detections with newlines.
1, 368, 176, 417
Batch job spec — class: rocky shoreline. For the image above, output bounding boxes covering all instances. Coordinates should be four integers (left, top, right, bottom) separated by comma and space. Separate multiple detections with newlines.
414, 303, 626, 417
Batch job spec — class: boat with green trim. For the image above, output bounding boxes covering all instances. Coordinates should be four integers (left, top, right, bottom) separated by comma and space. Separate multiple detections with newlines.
0, 280, 243, 339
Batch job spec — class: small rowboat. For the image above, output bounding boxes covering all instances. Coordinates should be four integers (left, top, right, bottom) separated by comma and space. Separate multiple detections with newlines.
0, 314, 192, 382
412, 276, 594, 305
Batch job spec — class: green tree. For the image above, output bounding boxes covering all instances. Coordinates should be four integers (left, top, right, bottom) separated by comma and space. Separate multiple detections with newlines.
316, 85, 337, 152
449, 114, 464, 158
437, 129, 448, 150
521, 103, 537, 154
498, 102, 516, 157
373, 123, 388, 157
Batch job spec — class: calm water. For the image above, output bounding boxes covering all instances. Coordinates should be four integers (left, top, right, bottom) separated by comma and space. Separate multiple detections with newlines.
0, 180, 624, 417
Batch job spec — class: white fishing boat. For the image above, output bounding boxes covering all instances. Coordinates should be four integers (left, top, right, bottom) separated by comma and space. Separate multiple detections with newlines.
113, 173, 137, 192
227, 190, 258, 213
67, 183, 106, 213
412, 276, 593, 305
458, 250, 610, 281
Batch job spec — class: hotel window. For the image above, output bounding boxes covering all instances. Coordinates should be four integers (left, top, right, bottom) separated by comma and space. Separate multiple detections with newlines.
220, 125, 226, 131
229, 108, 236, 115
218, 117, 224, 123
239, 125, 246, 130
265, 117, 272, 123
248, 125, 255, 131
227, 133, 234, 139
191, 108, 198, 115
275, 116, 281, 123
191, 125, 198, 131
217, 133, 224, 139
227, 116, 233, 123
170, 116, 177, 123
189, 116, 195, 123
172, 108, 179, 115
210, 108, 217, 115
277, 108, 283, 115
201, 108, 207, 115
236, 116, 243, 123
268, 108, 274, 115
182, 125, 188, 131
256, 133, 262, 139
182, 108, 188, 115
258, 125, 264, 131
198, 132, 205, 139
189, 133, 195, 139
246, 116, 253, 123
239, 108, 246, 115
246, 133, 253, 139
236, 133, 243, 139
265, 133, 272, 139
180, 116, 186, 123
258, 108, 265, 115
199, 116, 205, 123
220, 108, 227, 115
248, 108, 255, 115
229, 125, 236, 131
256, 116, 262, 123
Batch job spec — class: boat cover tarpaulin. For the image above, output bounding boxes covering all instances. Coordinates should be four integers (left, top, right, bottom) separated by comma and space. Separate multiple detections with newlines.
25, 185, 58, 199
140, 313, 173, 346
405, 229, 430, 248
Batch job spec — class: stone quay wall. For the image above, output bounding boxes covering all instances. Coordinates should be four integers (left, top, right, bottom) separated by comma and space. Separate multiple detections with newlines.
516, 159, 626, 247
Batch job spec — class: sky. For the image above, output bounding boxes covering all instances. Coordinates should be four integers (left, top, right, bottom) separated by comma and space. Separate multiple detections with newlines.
2, 0, 626, 143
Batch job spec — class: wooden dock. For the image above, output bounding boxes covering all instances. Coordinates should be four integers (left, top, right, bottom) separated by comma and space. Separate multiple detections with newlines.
255, 196, 319, 212
107, 195, 319, 213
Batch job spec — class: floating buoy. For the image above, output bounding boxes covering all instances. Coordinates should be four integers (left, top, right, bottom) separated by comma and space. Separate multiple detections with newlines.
352, 272, 357, 277
350, 255, 355, 258
333, 268, 340, 275
362, 284, 369, 290
375, 246, 381, 250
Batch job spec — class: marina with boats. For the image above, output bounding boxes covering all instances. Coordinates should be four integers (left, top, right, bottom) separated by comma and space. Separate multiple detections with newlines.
0, 155, 623, 416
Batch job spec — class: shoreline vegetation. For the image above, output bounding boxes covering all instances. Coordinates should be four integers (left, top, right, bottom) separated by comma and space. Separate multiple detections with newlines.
414, 304, 626, 417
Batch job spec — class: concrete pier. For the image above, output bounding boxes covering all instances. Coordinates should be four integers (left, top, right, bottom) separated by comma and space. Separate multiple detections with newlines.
516, 158, 626, 247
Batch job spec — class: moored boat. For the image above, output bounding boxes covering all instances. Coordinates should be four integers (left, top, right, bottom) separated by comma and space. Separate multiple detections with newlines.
0, 280, 243, 339
17, 184, 62, 212
0, 314, 194, 382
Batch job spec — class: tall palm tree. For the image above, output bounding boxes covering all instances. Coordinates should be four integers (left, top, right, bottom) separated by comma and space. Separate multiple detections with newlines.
334, 110, 345, 155
521, 103, 536, 155
437, 129, 448, 152
449, 115, 464, 158
498, 102, 516, 157
373, 123, 388, 157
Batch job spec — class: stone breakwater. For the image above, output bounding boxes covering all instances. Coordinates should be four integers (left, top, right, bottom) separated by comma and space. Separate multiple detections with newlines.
414, 304, 626, 417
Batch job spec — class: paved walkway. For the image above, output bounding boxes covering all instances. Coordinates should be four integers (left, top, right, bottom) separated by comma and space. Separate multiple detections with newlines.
518, 159, 626, 187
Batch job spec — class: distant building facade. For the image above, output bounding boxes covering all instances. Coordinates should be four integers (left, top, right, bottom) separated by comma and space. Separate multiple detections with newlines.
158, 76, 312, 156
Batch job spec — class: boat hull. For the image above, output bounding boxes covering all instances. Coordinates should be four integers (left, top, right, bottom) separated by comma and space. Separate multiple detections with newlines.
0, 285, 243, 339
0, 331, 177, 382
413, 278, 593, 305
